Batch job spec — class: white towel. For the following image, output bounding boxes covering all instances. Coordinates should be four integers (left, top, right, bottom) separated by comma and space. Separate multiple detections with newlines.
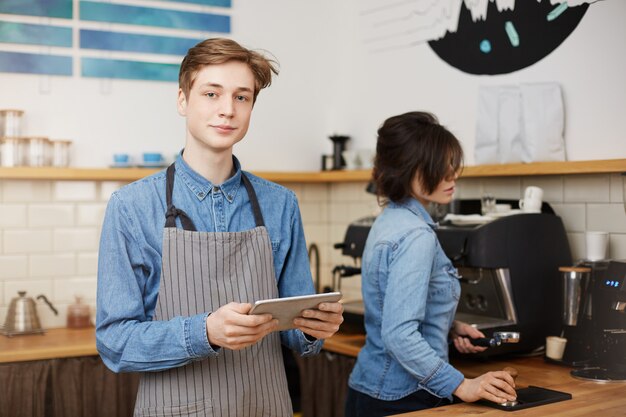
475, 83, 566, 164
520, 82, 566, 162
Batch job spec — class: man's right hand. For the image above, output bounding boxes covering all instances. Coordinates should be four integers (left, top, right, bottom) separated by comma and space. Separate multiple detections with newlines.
205, 302, 278, 350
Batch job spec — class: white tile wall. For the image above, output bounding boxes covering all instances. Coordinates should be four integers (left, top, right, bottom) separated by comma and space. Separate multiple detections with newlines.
4, 230, 53, 253
28, 204, 74, 227
53, 228, 99, 252
0, 255, 28, 279
77, 252, 98, 275
0, 173, 624, 329
76, 203, 107, 226
53, 277, 97, 303
0, 204, 27, 228
29, 253, 75, 278
54, 181, 98, 201
609, 174, 624, 204
587, 204, 626, 233
564, 175, 611, 203
2, 181, 52, 202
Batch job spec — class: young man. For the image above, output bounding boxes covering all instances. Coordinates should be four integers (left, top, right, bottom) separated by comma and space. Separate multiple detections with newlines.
96, 38, 344, 417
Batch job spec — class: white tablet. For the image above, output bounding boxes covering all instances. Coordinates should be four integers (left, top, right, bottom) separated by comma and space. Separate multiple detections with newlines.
249, 292, 342, 331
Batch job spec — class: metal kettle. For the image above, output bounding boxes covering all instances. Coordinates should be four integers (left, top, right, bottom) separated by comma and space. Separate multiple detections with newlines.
1, 291, 58, 337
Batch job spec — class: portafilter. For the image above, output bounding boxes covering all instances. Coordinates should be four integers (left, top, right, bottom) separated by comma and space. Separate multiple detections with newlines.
470, 331, 521, 348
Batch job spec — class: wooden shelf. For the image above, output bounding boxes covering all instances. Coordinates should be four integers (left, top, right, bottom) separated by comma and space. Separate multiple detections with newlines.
0, 159, 624, 182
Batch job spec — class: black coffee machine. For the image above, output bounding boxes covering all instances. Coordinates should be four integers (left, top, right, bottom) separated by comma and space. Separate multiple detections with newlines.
436, 201, 571, 356
570, 260, 626, 382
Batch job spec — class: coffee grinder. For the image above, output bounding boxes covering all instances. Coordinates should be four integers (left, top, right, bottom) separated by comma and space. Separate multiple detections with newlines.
558, 266, 594, 366
571, 260, 626, 382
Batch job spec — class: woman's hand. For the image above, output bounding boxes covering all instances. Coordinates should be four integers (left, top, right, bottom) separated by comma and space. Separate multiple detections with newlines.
293, 301, 344, 340
453, 371, 517, 403
450, 320, 488, 354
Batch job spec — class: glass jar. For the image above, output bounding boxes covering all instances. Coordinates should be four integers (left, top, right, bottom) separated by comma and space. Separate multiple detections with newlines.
67, 296, 92, 329
0, 109, 24, 137
0, 137, 27, 167
25, 137, 51, 167
51, 139, 72, 167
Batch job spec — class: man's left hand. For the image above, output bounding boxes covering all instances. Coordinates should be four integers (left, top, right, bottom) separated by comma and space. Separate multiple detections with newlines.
293, 301, 344, 339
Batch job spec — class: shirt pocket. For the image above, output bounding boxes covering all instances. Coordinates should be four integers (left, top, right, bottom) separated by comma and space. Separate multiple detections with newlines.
444, 265, 462, 301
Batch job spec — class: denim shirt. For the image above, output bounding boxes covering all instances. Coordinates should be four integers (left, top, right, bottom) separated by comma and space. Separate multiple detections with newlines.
348, 198, 464, 400
96, 154, 321, 373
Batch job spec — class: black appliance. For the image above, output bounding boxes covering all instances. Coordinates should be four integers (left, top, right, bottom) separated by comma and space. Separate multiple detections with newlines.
436, 202, 572, 355
571, 260, 626, 382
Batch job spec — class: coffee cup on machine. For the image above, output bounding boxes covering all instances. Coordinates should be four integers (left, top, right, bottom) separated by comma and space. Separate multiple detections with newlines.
519, 186, 543, 213
546, 336, 567, 360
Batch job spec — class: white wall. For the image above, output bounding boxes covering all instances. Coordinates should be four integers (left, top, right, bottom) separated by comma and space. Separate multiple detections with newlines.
335, 0, 626, 165
0, 0, 624, 170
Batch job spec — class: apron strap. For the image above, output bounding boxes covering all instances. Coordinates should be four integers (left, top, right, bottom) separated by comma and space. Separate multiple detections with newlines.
164, 163, 266, 230
165, 164, 197, 231
241, 173, 265, 228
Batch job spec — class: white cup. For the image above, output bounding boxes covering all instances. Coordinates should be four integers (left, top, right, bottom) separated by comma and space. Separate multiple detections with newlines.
519, 186, 543, 213
586, 231, 609, 261
546, 336, 567, 360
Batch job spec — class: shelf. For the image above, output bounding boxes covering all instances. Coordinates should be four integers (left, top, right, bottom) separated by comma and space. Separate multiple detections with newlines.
0, 159, 624, 183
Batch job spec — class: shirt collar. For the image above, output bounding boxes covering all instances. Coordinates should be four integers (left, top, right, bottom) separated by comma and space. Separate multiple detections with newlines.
174, 151, 242, 203
390, 197, 438, 229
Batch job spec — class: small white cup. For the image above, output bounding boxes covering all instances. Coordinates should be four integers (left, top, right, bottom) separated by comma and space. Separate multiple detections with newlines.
586, 231, 609, 261
519, 186, 543, 213
546, 336, 567, 360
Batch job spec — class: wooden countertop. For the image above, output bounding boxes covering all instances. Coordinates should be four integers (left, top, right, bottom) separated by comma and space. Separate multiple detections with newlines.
0, 158, 623, 182
0, 327, 97, 363
323, 332, 626, 417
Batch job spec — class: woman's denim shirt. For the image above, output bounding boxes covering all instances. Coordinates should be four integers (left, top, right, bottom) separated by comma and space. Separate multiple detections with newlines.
348, 198, 464, 400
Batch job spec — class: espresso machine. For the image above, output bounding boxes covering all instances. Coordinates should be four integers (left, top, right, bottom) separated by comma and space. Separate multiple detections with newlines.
436, 199, 572, 356
569, 260, 626, 381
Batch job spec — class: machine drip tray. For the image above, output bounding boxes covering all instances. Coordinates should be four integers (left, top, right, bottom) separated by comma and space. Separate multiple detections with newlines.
479, 386, 572, 412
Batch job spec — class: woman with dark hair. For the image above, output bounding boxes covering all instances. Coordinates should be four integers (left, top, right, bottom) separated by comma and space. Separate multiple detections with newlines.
345, 112, 517, 416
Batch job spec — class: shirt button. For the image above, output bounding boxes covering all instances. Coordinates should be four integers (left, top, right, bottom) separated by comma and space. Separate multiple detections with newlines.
212, 186, 220, 193
198, 192, 205, 198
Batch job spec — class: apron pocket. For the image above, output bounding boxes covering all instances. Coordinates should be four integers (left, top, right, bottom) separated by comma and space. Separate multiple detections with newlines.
135, 398, 213, 417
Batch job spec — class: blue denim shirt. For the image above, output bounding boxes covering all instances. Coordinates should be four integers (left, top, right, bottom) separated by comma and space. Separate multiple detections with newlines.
348, 198, 464, 400
96, 154, 322, 373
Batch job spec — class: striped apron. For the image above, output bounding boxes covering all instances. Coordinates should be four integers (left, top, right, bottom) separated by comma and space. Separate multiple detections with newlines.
133, 164, 292, 417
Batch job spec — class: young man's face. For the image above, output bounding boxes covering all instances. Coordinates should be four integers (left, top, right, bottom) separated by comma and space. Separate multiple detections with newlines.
177, 60, 256, 154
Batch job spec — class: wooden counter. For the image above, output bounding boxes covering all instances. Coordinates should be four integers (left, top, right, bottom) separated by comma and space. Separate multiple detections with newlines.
322, 333, 626, 417
0, 327, 97, 363
0, 158, 623, 182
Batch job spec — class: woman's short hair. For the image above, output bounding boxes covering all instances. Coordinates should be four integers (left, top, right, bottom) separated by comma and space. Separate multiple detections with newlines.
373, 111, 464, 204
179, 38, 279, 102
